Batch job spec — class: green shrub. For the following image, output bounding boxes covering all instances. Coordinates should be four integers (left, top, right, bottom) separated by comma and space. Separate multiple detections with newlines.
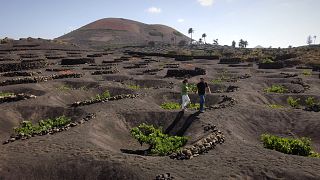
92, 90, 111, 100
188, 83, 198, 93
57, 85, 72, 91
287, 96, 300, 108
267, 104, 284, 109
188, 103, 200, 110
128, 85, 141, 90
262, 58, 274, 64
130, 123, 187, 155
211, 78, 223, 84
160, 102, 200, 110
302, 70, 312, 76
0, 92, 14, 98
305, 97, 316, 107
57, 85, 88, 91
13, 116, 71, 136
260, 134, 318, 157
160, 102, 181, 110
265, 85, 288, 93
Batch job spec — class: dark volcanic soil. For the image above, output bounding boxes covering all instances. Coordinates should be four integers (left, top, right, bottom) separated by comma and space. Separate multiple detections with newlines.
0, 41, 320, 180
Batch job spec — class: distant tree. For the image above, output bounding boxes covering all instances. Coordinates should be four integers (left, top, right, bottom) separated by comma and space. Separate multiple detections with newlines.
239, 39, 244, 48
202, 33, 207, 44
313, 35, 317, 44
243, 40, 248, 48
199, 38, 203, 44
188, 28, 194, 44
288, 45, 292, 48
161, 33, 164, 42
232, 40, 236, 48
213, 39, 219, 46
307, 35, 313, 45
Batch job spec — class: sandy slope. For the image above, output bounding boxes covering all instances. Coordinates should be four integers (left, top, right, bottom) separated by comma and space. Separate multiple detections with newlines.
0, 45, 320, 179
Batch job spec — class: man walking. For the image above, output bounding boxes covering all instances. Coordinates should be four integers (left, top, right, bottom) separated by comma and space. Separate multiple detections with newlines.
197, 78, 211, 112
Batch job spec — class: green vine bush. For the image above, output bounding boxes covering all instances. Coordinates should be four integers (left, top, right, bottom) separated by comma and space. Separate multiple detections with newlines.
0, 92, 14, 98
287, 96, 300, 108
93, 90, 111, 100
14, 116, 71, 137
160, 102, 200, 110
130, 123, 187, 155
264, 85, 288, 93
261, 134, 319, 157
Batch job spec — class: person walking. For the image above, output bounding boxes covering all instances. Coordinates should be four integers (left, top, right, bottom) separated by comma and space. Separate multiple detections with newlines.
197, 78, 211, 113
181, 79, 190, 111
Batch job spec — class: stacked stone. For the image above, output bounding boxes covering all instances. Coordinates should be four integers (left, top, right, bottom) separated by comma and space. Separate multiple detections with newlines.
0, 93, 36, 103
166, 67, 206, 77
228, 63, 253, 67
305, 104, 320, 112
45, 55, 66, 59
207, 96, 236, 110
225, 85, 239, 92
155, 173, 174, 180
61, 57, 95, 65
87, 53, 103, 58
1, 71, 38, 77
71, 94, 139, 107
102, 60, 122, 64
143, 68, 163, 74
0, 60, 47, 72
0, 73, 83, 86
123, 64, 147, 69
193, 55, 220, 60
82, 67, 112, 70
144, 59, 159, 63
290, 78, 310, 92
46, 68, 72, 72
164, 64, 179, 68
280, 72, 298, 78
219, 57, 242, 64
91, 69, 119, 75
19, 54, 39, 58
174, 55, 193, 61
258, 61, 284, 69
237, 73, 251, 80
169, 130, 225, 160
52, 73, 83, 79
296, 66, 313, 70
2, 113, 96, 145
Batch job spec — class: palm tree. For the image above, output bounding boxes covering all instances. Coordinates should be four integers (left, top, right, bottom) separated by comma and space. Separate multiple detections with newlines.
213, 39, 219, 46
199, 38, 203, 44
314, 35, 317, 44
239, 39, 244, 48
188, 28, 194, 44
307, 35, 313, 45
202, 33, 207, 44
232, 40, 236, 48
244, 41, 248, 48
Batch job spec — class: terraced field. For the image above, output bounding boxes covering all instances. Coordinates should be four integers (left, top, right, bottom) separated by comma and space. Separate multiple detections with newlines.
0, 40, 320, 179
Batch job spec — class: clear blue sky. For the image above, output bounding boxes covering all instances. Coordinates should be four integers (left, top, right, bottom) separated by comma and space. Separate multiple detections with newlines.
1, 0, 319, 47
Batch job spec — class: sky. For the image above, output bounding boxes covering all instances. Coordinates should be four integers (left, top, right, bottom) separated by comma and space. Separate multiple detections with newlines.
0, 0, 319, 48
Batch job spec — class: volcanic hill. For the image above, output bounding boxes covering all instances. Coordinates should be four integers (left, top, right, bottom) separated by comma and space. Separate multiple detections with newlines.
57, 18, 190, 49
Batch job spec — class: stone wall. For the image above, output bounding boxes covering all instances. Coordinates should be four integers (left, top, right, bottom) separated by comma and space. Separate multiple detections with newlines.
166, 67, 206, 77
